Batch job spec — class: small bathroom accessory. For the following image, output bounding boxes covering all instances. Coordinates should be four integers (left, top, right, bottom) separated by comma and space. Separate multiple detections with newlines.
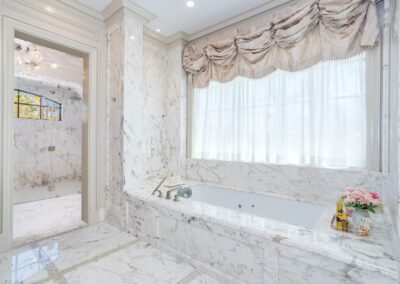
332, 187, 382, 236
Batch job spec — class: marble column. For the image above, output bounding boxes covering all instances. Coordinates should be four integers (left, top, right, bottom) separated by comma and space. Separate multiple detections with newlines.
105, 7, 146, 228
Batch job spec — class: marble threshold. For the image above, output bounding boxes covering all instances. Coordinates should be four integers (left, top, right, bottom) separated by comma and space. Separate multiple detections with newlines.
125, 178, 400, 282
0, 222, 221, 284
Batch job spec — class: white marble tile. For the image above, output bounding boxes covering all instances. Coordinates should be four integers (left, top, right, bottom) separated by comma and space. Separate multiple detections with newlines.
38, 222, 136, 271
14, 180, 81, 205
187, 274, 222, 284
0, 245, 50, 284
64, 241, 194, 284
13, 194, 85, 247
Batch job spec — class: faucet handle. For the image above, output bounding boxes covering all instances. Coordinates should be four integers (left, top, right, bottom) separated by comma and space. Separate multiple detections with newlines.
173, 194, 179, 202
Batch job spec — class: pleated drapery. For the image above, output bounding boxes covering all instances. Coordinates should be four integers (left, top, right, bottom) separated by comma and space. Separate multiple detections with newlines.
183, 0, 380, 88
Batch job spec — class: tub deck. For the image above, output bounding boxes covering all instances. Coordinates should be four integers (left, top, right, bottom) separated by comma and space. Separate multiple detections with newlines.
125, 178, 399, 284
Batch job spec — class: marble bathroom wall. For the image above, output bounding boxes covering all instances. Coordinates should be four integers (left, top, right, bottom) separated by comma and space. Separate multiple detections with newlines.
13, 77, 82, 204
142, 36, 168, 176
106, 19, 128, 228
105, 6, 187, 228
164, 40, 188, 174
184, 159, 386, 205
141, 36, 187, 178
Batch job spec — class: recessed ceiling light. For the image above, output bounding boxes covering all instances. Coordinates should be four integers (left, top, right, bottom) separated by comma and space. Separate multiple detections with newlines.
186, 1, 195, 7
51, 63, 58, 69
45, 6, 54, 12
156, 29, 161, 33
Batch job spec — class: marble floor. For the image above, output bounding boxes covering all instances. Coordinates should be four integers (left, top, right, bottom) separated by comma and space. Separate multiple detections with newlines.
13, 194, 86, 247
14, 180, 81, 205
0, 223, 220, 284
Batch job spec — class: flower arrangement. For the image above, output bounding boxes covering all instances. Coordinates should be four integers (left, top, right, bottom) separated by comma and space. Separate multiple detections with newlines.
340, 187, 381, 213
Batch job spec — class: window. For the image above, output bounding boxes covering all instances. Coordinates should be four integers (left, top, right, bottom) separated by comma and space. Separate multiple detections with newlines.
14, 90, 62, 121
191, 52, 378, 169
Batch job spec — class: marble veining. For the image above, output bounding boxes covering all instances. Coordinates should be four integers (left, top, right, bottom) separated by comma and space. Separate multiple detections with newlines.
184, 158, 386, 205
125, 179, 400, 283
13, 194, 85, 247
14, 78, 82, 204
0, 222, 221, 284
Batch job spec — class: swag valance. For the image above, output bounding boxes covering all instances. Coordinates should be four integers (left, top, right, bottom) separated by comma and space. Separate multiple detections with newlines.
183, 0, 380, 88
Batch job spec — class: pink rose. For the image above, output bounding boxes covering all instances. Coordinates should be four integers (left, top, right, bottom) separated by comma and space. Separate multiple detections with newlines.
340, 191, 350, 197
371, 199, 380, 206
370, 192, 379, 199
358, 196, 369, 205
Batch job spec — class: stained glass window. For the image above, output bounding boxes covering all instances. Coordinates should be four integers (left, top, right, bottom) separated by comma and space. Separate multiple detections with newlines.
14, 90, 62, 121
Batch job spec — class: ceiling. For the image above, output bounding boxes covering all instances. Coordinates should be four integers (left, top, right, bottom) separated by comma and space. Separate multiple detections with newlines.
76, 0, 270, 37
15, 38, 84, 87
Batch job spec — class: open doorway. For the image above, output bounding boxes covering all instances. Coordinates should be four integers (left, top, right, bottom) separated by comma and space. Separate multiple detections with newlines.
12, 36, 86, 246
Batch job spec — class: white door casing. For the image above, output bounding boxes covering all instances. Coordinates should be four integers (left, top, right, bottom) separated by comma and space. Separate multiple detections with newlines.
0, 0, 107, 252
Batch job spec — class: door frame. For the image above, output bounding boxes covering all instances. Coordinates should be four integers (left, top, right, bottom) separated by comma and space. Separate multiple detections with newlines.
1, 16, 100, 251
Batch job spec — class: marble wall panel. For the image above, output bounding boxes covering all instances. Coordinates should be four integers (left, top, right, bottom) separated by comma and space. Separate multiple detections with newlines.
126, 197, 272, 284
184, 158, 386, 205
106, 22, 126, 228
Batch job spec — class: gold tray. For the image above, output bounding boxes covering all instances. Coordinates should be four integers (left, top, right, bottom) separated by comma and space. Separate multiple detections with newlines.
330, 214, 353, 233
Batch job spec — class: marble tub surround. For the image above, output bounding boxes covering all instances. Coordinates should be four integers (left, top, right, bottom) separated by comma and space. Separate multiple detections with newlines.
0, 222, 220, 284
125, 178, 399, 284
184, 158, 386, 205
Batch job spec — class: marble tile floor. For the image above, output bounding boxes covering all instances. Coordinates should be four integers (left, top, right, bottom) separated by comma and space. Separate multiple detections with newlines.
14, 181, 81, 205
0, 223, 221, 284
13, 194, 86, 247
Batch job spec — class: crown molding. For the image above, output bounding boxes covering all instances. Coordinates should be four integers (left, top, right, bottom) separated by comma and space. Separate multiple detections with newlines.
57, 0, 104, 21
187, 0, 292, 41
102, 0, 156, 22
144, 27, 188, 45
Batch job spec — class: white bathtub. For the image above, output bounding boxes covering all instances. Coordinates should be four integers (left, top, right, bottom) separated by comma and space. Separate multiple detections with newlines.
179, 184, 325, 229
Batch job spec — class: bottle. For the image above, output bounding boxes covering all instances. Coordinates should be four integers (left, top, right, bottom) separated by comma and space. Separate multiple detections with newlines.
336, 197, 344, 230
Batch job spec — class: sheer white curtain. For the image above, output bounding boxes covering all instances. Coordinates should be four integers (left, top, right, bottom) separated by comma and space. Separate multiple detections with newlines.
192, 53, 368, 169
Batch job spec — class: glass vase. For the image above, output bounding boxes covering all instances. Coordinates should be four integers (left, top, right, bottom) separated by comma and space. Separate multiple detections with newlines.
351, 209, 370, 231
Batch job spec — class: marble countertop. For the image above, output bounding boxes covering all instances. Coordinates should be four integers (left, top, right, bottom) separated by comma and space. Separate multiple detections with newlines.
125, 178, 400, 280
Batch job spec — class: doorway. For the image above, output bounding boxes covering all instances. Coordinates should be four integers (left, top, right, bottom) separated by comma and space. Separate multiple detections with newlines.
12, 37, 86, 246
1, 18, 102, 253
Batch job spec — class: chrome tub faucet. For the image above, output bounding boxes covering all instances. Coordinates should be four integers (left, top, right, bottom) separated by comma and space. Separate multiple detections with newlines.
165, 185, 182, 201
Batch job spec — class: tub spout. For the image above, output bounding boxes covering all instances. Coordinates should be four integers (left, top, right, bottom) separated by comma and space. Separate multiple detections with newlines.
166, 186, 181, 200
152, 176, 167, 197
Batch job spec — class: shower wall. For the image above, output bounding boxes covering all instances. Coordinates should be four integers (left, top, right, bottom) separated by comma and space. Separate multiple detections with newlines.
13, 77, 82, 204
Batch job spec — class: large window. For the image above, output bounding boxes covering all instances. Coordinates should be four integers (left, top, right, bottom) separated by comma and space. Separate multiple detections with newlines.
14, 90, 62, 121
191, 53, 377, 169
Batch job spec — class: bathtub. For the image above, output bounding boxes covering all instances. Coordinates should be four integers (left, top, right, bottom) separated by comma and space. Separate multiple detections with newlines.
126, 181, 399, 284
177, 184, 325, 229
